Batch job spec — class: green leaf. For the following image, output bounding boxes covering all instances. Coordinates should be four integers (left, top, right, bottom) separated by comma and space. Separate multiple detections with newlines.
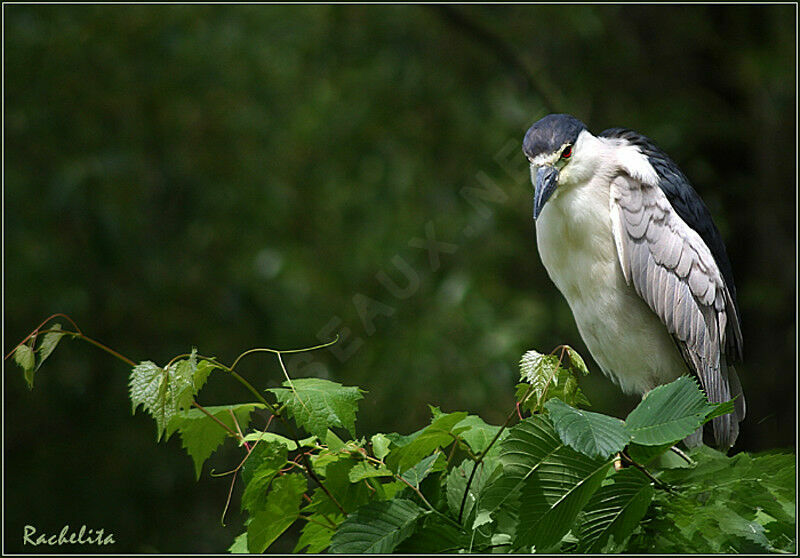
371, 433, 391, 460
481, 415, 612, 551
576, 467, 654, 552
166, 403, 264, 478
228, 532, 248, 553
15, 344, 36, 389
564, 345, 590, 376
247, 473, 306, 552
36, 323, 65, 370
454, 414, 502, 456
395, 513, 471, 553
294, 514, 342, 553
240, 431, 299, 450
267, 378, 363, 439
545, 398, 630, 459
128, 351, 218, 440
625, 375, 720, 445
625, 442, 677, 465
241, 442, 289, 513
385, 410, 467, 472
329, 498, 424, 553
308, 457, 372, 515
627, 448, 795, 553
348, 461, 394, 483
446, 458, 499, 526
400, 452, 444, 488
517, 350, 590, 412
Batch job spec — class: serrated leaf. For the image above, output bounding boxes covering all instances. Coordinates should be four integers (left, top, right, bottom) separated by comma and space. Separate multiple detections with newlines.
329, 498, 424, 553
627, 448, 795, 554
228, 532, 248, 553
395, 513, 471, 553
294, 514, 341, 553
480, 415, 612, 551
128, 352, 218, 440
267, 378, 363, 439
517, 350, 590, 412
625, 376, 720, 445
241, 442, 289, 513
576, 467, 654, 552
545, 398, 630, 459
15, 344, 36, 388
166, 403, 264, 478
36, 323, 65, 370
386, 411, 468, 472
247, 473, 306, 552
564, 345, 590, 376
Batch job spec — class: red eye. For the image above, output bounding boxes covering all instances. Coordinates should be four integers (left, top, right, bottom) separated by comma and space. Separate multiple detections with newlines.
561, 145, 572, 159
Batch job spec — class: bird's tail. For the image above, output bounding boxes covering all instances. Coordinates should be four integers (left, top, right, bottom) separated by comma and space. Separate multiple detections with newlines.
685, 361, 745, 450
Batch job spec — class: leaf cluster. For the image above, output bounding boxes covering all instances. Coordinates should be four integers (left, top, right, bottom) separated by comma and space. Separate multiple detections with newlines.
12, 329, 795, 554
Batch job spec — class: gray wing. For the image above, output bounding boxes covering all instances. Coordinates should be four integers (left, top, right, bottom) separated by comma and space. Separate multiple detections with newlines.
609, 174, 745, 448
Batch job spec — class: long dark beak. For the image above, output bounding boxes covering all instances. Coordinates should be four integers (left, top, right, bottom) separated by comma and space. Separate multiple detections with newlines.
533, 165, 559, 220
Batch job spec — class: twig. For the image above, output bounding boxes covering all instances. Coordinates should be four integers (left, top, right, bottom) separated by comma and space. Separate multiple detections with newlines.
620, 450, 676, 493
192, 402, 240, 441
669, 445, 694, 465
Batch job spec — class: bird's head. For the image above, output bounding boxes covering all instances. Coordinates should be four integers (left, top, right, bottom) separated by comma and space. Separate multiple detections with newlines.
523, 114, 593, 219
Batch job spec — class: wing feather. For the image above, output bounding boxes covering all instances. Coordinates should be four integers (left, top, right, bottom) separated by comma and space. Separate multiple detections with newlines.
610, 174, 744, 448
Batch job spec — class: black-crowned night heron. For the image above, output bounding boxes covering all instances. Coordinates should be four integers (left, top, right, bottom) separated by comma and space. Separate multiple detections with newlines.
524, 113, 744, 449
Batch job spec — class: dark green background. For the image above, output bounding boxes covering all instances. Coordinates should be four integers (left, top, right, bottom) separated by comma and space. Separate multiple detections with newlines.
4, 5, 795, 554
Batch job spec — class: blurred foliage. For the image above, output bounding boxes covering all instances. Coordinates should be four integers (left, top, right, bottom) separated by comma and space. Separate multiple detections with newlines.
4, 4, 794, 553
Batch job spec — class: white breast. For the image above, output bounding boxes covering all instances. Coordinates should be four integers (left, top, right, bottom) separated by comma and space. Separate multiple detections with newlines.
535, 176, 688, 394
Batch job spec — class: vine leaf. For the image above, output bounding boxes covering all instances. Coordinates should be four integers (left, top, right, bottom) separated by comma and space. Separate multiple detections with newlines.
166, 403, 265, 478
329, 498, 424, 553
228, 532, 248, 553
247, 473, 307, 553
241, 442, 289, 514
37, 323, 65, 370
545, 398, 630, 459
294, 514, 342, 553
576, 467, 654, 552
14, 344, 36, 389
129, 349, 217, 440
267, 378, 364, 439
13, 323, 68, 389
386, 410, 468, 473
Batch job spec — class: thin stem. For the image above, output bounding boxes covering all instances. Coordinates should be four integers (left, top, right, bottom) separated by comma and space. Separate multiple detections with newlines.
620, 450, 675, 493
227, 337, 339, 372
5, 313, 83, 360
77, 334, 137, 367
458, 381, 535, 523
669, 445, 694, 465
192, 402, 240, 440
228, 408, 250, 451
395, 475, 462, 530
